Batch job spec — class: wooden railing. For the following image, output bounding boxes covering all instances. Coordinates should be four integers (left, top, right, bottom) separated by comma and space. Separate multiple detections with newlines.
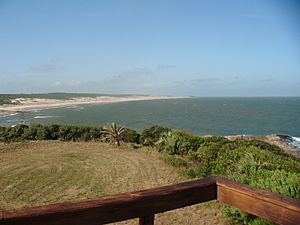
1, 177, 299, 225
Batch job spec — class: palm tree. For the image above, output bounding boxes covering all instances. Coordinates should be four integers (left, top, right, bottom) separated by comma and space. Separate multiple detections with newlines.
102, 122, 126, 146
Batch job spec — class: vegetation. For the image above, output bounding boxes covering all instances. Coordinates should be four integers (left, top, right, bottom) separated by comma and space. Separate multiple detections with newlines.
123, 128, 141, 144
102, 122, 126, 146
140, 125, 171, 146
141, 126, 300, 225
0, 141, 226, 225
0, 124, 103, 142
1, 123, 299, 224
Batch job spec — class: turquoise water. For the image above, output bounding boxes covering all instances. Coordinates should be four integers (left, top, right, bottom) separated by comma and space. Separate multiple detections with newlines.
1, 97, 300, 136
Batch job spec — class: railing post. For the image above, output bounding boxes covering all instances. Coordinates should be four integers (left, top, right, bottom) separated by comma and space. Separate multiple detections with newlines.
139, 214, 155, 225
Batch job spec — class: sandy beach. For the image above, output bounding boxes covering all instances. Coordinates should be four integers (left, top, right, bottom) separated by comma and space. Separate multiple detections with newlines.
0, 95, 189, 117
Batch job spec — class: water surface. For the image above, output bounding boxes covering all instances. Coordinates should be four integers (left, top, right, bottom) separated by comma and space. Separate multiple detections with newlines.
1, 97, 299, 137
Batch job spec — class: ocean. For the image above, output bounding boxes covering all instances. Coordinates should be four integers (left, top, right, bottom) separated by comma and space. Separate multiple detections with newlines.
1, 97, 300, 146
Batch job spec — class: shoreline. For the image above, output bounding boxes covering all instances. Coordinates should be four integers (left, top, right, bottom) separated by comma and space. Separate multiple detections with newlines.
225, 134, 300, 158
0, 95, 298, 157
0, 95, 190, 117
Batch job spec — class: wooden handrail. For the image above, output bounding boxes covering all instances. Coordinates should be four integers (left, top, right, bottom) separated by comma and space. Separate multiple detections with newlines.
1, 176, 299, 225
0, 177, 216, 225
216, 177, 300, 225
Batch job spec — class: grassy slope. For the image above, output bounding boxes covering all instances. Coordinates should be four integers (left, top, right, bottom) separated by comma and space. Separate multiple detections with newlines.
0, 141, 227, 225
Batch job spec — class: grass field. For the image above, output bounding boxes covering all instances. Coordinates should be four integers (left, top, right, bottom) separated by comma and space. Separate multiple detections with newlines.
0, 141, 227, 225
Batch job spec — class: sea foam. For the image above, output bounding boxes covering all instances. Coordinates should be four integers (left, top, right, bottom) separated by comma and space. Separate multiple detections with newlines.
292, 137, 300, 142
34, 116, 59, 119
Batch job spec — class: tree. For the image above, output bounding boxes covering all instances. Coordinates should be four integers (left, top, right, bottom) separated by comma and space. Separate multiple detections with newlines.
102, 122, 126, 146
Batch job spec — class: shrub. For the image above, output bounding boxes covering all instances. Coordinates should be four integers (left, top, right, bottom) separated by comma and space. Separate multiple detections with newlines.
90, 127, 102, 140
0, 125, 28, 142
146, 128, 300, 225
48, 124, 61, 140
140, 125, 171, 146
156, 130, 203, 155
36, 125, 52, 140
225, 169, 300, 225
123, 129, 140, 144
0, 124, 104, 142
249, 139, 288, 156
23, 125, 38, 140
58, 125, 72, 141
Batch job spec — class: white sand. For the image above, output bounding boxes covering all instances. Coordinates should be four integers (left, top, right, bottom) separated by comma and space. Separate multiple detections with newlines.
0, 95, 190, 117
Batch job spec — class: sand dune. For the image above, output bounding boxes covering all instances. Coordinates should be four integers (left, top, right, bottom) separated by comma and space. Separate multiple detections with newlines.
0, 95, 189, 117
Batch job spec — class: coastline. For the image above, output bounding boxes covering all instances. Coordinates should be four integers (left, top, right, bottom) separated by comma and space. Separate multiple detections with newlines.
225, 134, 300, 158
1, 95, 298, 157
0, 95, 190, 117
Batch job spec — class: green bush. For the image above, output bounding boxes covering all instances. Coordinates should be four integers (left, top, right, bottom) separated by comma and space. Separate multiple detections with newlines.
143, 127, 300, 225
0, 124, 103, 142
225, 169, 300, 225
90, 127, 102, 139
156, 130, 203, 155
0, 125, 28, 142
36, 125, 52, 140
48, 124, 60, 140
123, 129, 140, 144
241, 169, 300, 199
140, 125, 171, 146
23, 125, 38, 140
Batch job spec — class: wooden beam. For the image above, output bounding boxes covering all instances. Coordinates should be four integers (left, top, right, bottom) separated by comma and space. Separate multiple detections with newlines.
216, 177, 300, 225
139, 214, 155, 225
3, 176, 299, 225
1, 177, 216, 225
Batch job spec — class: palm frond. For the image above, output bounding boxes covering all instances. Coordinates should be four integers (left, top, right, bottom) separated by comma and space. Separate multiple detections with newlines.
101, 122, 126, 146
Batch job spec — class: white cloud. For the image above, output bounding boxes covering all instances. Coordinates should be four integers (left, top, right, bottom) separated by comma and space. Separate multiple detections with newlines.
105, 68, 153, 82
51, 80, 82, 87
157, 64, 176, 69
190, 78, 219, 83
30, 63, 58, 72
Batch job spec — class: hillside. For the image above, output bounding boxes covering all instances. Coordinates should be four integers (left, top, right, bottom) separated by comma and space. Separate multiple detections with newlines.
0, 141, 227, 225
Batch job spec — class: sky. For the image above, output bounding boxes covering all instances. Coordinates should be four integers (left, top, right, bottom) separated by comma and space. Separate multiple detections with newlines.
0, 0, 299, 96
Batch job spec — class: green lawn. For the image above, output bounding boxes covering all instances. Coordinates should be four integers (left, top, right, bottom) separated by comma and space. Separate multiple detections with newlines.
0, 141, 227, 225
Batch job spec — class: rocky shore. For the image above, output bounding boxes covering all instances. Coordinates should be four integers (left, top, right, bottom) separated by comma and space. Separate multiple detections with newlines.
225, 134, 300, 158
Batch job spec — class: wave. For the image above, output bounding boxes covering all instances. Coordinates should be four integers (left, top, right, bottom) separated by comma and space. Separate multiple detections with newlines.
5, 118, 19, 123
290, 136, 300, 149
65, 105, 84, 111
9, 113, 19, 116
34, 115, 59, 119
292, 137, 300, 142
65, 105, 83, 108
1, 112, 19, 118
277, 135, 300, 149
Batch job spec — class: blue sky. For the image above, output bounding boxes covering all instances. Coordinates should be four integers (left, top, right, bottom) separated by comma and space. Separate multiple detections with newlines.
0, 0, 299, 96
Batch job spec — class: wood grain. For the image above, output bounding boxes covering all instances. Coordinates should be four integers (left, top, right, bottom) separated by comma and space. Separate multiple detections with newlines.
2, 177, 300, 225
216, 177, 300, 225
